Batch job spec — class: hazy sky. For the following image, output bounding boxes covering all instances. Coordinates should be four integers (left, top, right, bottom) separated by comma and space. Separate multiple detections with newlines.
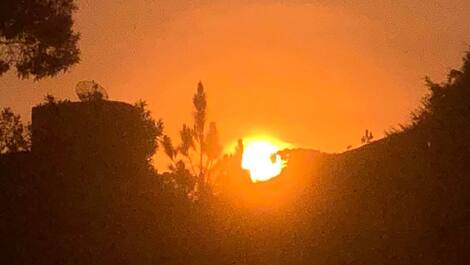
1, 0, 469, 154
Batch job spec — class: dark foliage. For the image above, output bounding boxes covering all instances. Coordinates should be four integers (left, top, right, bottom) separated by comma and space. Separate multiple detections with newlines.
0, 107, 30, 153
134, 100, 164, 163
160, 82, 222, 199
0, 0, 80, 79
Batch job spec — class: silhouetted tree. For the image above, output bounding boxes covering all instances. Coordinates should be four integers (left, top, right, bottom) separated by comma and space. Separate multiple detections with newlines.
361, 129, 373, 144
160, 82, 223, 198
212, 138, 251, 193
162, 134, 177, 161
179, 123, 197, 174
39, 94, 71, 106
0, 0, 80, 79
0, 107, 30, 153
171, 160, 196, 196
193, 82, 207, 180
412, 53, 470, 130
134, 100, 164, 163
43, 94, 57, 105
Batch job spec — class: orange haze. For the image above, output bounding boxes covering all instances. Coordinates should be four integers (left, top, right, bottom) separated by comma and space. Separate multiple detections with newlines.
1, 0, 470, 168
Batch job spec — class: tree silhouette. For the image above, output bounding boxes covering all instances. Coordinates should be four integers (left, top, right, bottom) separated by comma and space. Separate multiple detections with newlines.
179, 123, 196, 174
134, 100, 164, 163
212, 138, 251, 193
43, 94, 57, 105
171, 160, 196, 196
361, 129, 374, 144
162, 134, 177, 161
0, 0, 80, 79
0, 107, 30, 153
412, 52, 470, 130
39, 94, 71, 106
193, 82, 207, 180
160, 82, 222, 198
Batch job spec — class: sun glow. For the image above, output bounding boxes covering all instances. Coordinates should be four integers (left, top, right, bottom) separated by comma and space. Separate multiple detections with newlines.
241, 137, 289, 182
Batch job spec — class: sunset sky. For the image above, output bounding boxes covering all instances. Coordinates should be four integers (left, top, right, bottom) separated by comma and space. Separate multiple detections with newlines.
1, 0, 469, 156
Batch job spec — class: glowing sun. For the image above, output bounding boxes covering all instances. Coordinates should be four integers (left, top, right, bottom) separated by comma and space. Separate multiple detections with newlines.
241, 137, 289, 182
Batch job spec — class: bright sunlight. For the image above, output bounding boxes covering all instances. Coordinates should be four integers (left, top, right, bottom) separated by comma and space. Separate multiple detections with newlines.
241, 137, 290, 182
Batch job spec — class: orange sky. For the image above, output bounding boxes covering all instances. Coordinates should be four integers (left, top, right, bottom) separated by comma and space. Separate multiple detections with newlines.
1, 0, 469, 158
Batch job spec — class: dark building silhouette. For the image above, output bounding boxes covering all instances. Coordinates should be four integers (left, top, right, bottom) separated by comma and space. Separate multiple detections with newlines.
1, 100, 166, 265
31, 101, 154, 166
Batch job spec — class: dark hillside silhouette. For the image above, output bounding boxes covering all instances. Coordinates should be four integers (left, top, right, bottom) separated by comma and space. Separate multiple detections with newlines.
277, 51, 470, 264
